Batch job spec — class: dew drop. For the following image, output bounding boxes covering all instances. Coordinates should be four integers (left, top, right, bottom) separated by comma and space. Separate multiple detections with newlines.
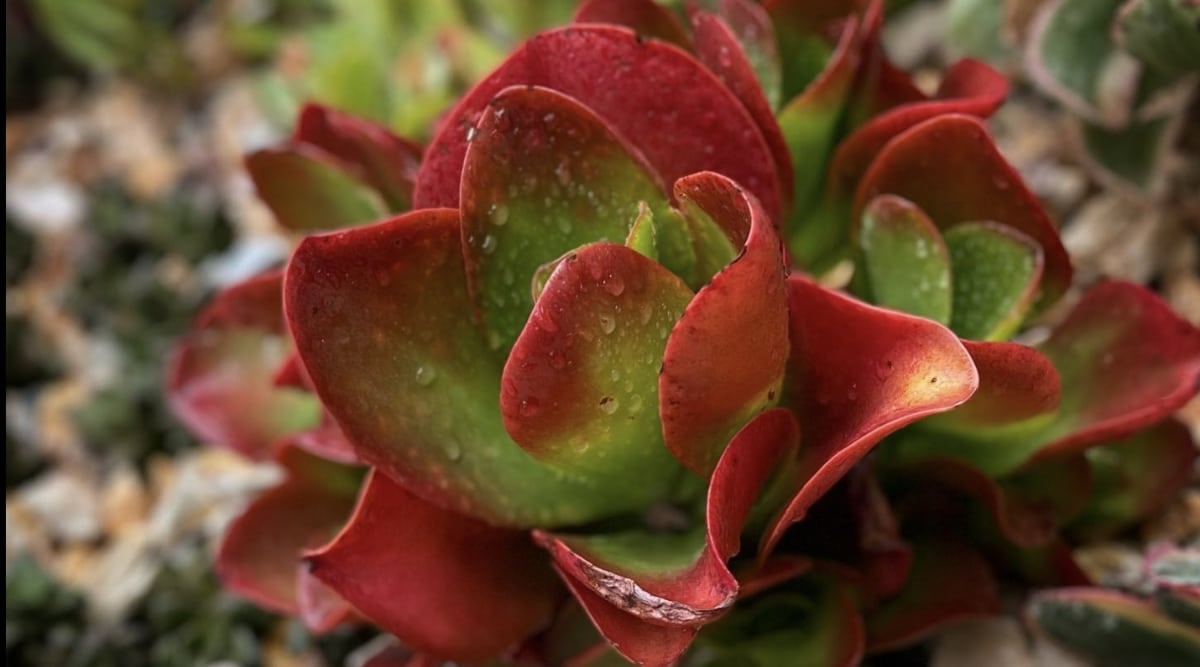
465, 126, 478, 142
628, 394, 643, 414
519, 397, 541, 417
442, 438, 462, 461
610, 368, 621, 381
489, 203, 509, 226
602, 275, 626, 296
599, 395, 620, 414
570, 435, 589, 453
847, 383, 858, 402
480, 234, 498, 254
599, 314, 616, 334
414, 365, 437, 387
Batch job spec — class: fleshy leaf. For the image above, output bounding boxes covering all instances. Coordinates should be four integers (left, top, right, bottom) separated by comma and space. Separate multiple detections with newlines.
690, 578, 864, 667
1069, 419, 1197, 539
711, 0, 785, 111
415, 25, 785, 223
500, 242, 691, 501
1031, 281, 1200, 462
557, 573, 698, 667
459, 85, 693, 351
1115, 0, 1200, 76
921, 340, 1062, 437
762, 277, 978, 556
308, 471, 562, 662
167, 271, 321, 460
692, 8, 794, 209
216, 445, 357, 625
293, 103, 423, 211
537, 409, 799, 635
286, 210, 642, 527
1026, 0, 1135, 127
659, 173, 789, 475
855, 195, 952, 324
944, 222, 1045, 341
625, 201, 659, 259
866, 539, 1000, 652
245, 146, 387, 232
1079, 115, 1176, 195
573, 0, 692, 48
1027, 588, 1200, 666
830, 58, 1009, 195
854, 114, 1072, 311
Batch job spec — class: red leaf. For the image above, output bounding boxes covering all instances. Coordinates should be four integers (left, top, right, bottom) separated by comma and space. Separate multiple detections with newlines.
573, 0, 692, 48
308, 471, 562, 662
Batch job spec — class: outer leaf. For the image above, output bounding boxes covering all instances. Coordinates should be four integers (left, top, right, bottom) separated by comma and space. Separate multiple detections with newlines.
1079, 115, 1176, 194
711, 0, 785, 110
537, 409, 799, 634
944, 222, 1045, 341
854, 114, 1073, 311
1032, 281, 1200, 462
500, 243, 691, 500
286, 210, 639, 528
167, 271, 321, 460
659, 173, 789, 475
293, 103, 423, 211
692, 8, 794, 209
866, 539, 1000, 652
855, 195, 952, 324
573, 0, 692, 49
308, 471, 562, 662
1026, 0, 1134, 127
1069, 420, 1197, 539
216, 445, 357, 628
414, 25, 786, 223
557, 573, 698, 667
459, 85, 683, 351
762, 277, 978, 556
245, 145, 387, 232
1027, 588, 1200, 667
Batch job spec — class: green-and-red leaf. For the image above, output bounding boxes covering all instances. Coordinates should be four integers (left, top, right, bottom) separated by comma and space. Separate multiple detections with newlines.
659, 173, 789, 476
415, 25, 785, 223
944, 222, 1045, 341
854, 195, 952, 324
245, 145, 387, 232
307, 471, 563, 662
854, 114, 1072, 311
285, 210, 639, 527
762, 277, 978, 556
167, 271, 321, 460
500, 242, 691, 501
459, 85, 684, 352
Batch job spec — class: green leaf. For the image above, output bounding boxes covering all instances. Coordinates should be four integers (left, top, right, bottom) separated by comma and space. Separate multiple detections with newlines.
246, 146, 388, 231
856, 195, 952, 324
945, 222, 1044, 340
1116, 0, 1200, 76
1080, 116, 1174, 193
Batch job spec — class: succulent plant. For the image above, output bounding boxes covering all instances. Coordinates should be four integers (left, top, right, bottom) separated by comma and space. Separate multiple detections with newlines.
168, 1, 1200, 665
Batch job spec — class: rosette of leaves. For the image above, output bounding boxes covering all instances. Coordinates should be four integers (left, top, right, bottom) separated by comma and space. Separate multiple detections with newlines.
167, 1, 1200, 665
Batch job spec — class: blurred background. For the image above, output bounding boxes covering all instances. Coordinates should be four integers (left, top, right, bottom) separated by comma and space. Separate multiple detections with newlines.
5, 1, 1197, 666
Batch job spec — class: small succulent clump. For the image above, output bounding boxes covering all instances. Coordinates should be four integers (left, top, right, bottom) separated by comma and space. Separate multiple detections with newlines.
168, 1, 1200, 665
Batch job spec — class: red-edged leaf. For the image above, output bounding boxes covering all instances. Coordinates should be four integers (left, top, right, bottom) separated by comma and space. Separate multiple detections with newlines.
307, 471, 562, 662
1070, 419, 1197, 539
944, 222, 1045, 341
866, 539, 1000, 652
764, 0, 872, 30
659, 173, 789, 475
293, 103, 423, 211
458, 85, 688, 352
285, 210, 634, 528
761, 277, 978, 556
853, 114, 1072, 311
537, 409, 799, 634
216, 446, 357, 627
573, 0, 692, 48
556, 572, 698, 667
500, 242, 691, 502
414, 25, 786, 224
167, 271, 320, 460
1031, 280, 1200, 463
854, 194, 952, 324
692, 9, 794, 210
830, 59, 1008, 194
1000, 539, 1093, 587
709, 0, 785, 109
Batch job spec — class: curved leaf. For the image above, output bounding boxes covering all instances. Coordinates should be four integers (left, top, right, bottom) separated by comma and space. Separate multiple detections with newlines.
245, 145, 387, 232
573, 0, 692, 48
855, 195, 952, 324
944, 222, 1044, 341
